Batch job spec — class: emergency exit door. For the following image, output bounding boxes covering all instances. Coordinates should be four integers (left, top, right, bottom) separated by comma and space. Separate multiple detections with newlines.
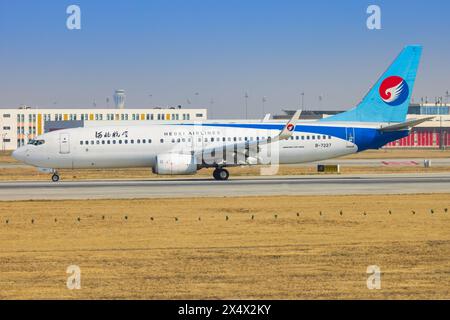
59, 133, 70, 154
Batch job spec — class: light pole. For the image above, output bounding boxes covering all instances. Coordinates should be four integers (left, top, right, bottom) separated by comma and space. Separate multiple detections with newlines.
1, 133, 7, 152
262, 96, 267, 117
244, 92, 249, 119
148, 94, 153, 107
445, 91, 449, 104
209, 98, 214, 119
194, 92, 199, 106
300, 92, 305, 109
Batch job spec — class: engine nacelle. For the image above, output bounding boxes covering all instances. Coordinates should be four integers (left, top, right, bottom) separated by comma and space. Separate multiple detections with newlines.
153, 153, 197, 175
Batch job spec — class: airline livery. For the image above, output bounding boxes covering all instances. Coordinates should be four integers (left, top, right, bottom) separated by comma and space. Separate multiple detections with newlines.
13, 45, 430, 181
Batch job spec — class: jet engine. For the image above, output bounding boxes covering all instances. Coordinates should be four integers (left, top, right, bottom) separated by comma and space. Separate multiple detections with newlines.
153, 153, 198, 175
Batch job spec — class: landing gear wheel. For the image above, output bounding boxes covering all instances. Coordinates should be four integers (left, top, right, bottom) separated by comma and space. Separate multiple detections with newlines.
213, 168, 229, 181
51, 173, 60, 182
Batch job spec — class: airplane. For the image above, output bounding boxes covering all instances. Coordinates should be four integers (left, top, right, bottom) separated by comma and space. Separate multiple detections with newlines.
13, 45, 431, 182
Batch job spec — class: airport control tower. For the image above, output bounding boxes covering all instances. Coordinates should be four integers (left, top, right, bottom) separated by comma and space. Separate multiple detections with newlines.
114, 89, 126, 109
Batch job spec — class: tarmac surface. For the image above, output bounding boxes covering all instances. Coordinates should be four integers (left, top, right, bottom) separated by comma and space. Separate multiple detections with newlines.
1, 158, 450, 169
1, 173, 449, 200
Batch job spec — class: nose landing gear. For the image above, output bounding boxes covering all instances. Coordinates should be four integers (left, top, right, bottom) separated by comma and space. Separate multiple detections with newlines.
213, 168, 229, 181
51, 172, 60, 182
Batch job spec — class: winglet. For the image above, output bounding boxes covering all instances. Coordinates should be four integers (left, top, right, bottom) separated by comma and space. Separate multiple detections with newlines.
262, 113, 271, 122
278, 110, 301, 140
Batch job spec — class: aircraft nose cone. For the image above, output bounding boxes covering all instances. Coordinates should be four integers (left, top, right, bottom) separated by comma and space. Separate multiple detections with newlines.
12, 149, 18, 160
12, 148, 25, 162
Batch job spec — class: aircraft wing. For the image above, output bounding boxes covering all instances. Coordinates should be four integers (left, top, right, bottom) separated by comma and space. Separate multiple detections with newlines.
194, 110, 302, 165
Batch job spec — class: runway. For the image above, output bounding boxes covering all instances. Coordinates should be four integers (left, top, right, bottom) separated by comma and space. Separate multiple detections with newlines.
1, 173, 450, 200
1, 158, 450, 169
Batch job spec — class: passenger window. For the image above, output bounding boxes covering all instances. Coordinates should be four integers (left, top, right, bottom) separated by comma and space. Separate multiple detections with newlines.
102, 140, 105, 144
85, 140, 89, 145
90, 141, 94, 145
107, 140, 111, 144
160, 139, 164, 143
328, 135, 332, 139
323, 135, 326, 139
119, 140, 122, 144
80, 141, 83, 145
130, 140, 134, 144
143, 139, 146, 143
124, 140, 128, 144
149, 139, 152, 143
137, 139, 141, 144
96, 140, 100, 144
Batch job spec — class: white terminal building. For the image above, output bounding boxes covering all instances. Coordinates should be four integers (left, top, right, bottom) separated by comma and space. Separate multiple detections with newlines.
0, 106, 207, 151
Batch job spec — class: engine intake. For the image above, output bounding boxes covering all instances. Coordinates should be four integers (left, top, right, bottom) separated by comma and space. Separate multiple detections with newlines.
153, 153, 197, 175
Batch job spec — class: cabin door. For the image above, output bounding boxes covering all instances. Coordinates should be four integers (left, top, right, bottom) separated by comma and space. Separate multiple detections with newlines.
59, 133, 70, 154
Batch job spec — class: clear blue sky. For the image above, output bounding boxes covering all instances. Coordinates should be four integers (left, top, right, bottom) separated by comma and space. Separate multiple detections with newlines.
0, 0, 449, 118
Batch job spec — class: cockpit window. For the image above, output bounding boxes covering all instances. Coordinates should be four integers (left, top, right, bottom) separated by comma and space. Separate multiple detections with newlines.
27, 139, 45, 146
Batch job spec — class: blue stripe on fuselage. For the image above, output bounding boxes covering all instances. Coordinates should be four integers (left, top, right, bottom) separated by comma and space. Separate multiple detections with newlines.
175, 123, 409, 151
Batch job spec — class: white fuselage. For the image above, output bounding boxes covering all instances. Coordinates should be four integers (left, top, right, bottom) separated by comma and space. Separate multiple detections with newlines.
13, 122, 359, 171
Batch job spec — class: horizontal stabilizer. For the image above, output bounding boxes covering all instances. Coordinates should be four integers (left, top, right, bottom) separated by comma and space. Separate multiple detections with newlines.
378, 116, 434, 132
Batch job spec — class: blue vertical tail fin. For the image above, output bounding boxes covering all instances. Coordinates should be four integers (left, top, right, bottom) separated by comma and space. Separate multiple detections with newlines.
321, 45, 422, 123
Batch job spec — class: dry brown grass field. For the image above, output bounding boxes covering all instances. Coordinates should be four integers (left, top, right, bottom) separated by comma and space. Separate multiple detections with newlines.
1, 194, 450, 299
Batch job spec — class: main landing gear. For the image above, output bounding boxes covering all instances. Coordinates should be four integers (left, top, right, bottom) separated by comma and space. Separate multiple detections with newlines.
213, 168, 229, 181
51, 172, 60, 182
